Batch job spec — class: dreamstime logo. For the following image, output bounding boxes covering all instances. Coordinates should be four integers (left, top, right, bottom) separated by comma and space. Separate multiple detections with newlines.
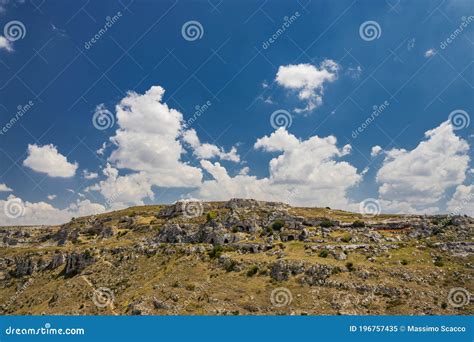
173, 279, 211, 314
92, 287, 114, 308
0, 100, 34, 136
4, 20, 26, 41
262, 11, 300, 50
447, 288, 471, 308
270, 109, 292, 130
359, 21, 381, 41
359, 198, 381, 217
440, 16, 474, 50
448, 109, 470, 130
181, 20, 204, 41
2, 275, 34, 310
4, 198, 25, 219
84, 11, 123, 50
183, 100, 212, 129
180, 199, 203, 218
92, 104, 115, 130
351, 100, 390, 139
270, 287, 293, 307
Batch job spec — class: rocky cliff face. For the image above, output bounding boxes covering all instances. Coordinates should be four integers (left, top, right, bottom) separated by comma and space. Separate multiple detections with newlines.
0, 199, 472, 315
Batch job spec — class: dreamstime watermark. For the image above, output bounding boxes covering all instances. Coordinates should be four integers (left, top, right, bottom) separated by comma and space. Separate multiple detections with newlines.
182, 100, 212, 129
180, 199, 204, 218
448, 109, 470, 130
359, 198, 381, 217
2, 276, 35, 311
3, 197, 26, 219
440, 16, 474, 50
92, 104, 115, 130
0, 100, 34, 136
449, 193, 473, 218
181, 20, 204, 41
262, 11, 301, 50
270, 287, 293, 307
270, 109, 292, 130
172, 279, 211, 314
359, 20, 381, 41
5, 323, 85, 336
104, 190, 122, 210
351, 100, 390, 139
447, 287, 471, 308
92, 287, 115, 308
3, 20, 26, 41
84, 11, 123, 50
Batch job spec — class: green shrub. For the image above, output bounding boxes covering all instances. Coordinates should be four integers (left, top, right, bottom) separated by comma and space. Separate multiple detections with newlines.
264, 226, 273, 235
185, 283, 196, 291
208, 245, 224, 259
434, 256, 444, 267
332, 266, 342, 274
320, 219, 334, 228
345, 262, 355, 272
206, 211, 217, 221
117, 230, 128, 238
341, 234, 352, 243
224, 259, 237, 272
231, 226, 239, 233
246, 265, 259, 277
400, 259, 408, 266
271, 220, 285, 231
352, 220, 365, 228
318, 250, 329, 258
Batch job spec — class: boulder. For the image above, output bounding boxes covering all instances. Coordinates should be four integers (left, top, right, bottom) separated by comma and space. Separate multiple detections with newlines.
14, 256, 36, 277
225, 198, 260, 210
303, 264, 333, 286
48, 253, 65, 270
64, 251, 95, 276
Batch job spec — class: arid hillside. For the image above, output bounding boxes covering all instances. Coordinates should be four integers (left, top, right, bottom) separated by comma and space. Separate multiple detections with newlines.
0, 199, 472, 315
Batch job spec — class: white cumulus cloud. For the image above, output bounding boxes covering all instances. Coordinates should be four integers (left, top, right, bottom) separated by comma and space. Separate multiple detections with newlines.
23, 144, 78, 178
447, 184, 474, 216
275, 60, 340, 113
0, 183, 12, 192
0, 195, 105, 226
424, 48, 437, 58
83, 170, 99, 179
371, 145, 383, 157
0, 36, 13, 52
195, 128, 361, 209
108, 86, 202, 188
88, 85, 246, 208
182, 129, 240, 162
376, 121, 470, 210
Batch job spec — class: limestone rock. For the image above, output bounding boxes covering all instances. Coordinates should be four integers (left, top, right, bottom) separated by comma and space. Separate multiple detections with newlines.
64, 251, 95, 276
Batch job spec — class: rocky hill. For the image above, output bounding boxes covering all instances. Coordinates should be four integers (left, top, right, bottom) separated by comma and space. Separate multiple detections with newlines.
0, 199, 472, 315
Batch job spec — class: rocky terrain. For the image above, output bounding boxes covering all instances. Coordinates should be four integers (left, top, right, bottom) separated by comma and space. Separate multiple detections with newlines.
0, 199, 472, 315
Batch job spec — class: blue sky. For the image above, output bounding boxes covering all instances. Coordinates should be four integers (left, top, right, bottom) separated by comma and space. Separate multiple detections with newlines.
0, 0, 473, 225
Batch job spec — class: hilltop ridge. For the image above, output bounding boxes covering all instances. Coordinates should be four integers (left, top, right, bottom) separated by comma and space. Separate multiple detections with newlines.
0, 198, 472, 315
